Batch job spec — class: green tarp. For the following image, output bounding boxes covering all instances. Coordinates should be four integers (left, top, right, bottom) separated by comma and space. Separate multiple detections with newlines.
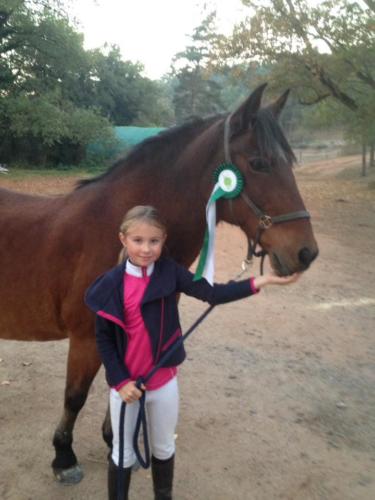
88, 126, 165, 159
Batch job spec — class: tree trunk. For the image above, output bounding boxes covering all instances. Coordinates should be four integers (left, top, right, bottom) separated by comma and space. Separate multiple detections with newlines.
370, 142, 374, 168
361, 141, 367, 177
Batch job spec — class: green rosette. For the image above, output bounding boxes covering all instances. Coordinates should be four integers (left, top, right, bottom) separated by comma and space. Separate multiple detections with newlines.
194, 163, 245, 283
213, 163, 244, 199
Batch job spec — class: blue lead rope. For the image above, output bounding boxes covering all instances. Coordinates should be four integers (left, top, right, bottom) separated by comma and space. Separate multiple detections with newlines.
131, 380, 150, 468
117, 402, 127, 497
117, 303, 215, 478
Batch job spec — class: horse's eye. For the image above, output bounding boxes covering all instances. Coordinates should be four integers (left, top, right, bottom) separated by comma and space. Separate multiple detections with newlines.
249, 158, 271, 173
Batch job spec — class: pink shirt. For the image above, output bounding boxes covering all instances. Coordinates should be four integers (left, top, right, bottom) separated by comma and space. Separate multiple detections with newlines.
116, 261, 176, 392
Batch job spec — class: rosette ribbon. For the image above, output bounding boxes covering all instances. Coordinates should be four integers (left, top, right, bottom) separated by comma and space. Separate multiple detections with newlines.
194, 164, 244, 285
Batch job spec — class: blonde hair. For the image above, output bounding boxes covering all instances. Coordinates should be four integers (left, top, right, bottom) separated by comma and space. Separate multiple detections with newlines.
118, 205, 167, 264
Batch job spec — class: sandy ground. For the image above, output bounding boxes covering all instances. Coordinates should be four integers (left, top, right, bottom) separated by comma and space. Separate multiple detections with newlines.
0, 156, 374, 500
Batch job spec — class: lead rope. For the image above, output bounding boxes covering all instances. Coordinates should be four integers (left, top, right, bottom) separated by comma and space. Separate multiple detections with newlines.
116, 403, 127, 498
116, 264, 250, 495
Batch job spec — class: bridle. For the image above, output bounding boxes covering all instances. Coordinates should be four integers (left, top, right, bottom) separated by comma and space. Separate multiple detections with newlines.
223, 113, 311, 273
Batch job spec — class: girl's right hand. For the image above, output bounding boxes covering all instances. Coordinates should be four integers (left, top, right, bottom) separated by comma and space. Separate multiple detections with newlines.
118, 380, 145, 404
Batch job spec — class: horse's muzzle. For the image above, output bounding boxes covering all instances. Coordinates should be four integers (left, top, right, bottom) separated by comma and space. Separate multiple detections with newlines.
270, 245, 319, 276
298, 247, 319, 269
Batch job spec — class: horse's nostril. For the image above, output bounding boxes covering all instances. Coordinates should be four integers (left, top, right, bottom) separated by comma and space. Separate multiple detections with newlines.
298, 247, 317, 267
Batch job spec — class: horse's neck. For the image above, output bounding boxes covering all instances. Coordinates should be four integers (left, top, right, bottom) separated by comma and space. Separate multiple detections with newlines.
73, 119, 223, 267
107, 124, 221, 215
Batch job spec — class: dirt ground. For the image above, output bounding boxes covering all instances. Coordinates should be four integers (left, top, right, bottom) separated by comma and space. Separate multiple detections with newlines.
1, 156, 374, 500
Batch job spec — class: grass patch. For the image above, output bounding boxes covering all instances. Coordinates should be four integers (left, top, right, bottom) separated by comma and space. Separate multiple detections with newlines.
3, 166, 104, 181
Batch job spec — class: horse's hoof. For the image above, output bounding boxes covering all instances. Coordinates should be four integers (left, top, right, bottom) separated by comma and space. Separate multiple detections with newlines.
54, 464, 84, 484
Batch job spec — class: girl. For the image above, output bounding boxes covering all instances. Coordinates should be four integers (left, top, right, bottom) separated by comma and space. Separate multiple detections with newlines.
85, 205, 300, 500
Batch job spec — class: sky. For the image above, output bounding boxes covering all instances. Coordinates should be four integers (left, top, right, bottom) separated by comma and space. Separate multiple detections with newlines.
71, 0, 247, 80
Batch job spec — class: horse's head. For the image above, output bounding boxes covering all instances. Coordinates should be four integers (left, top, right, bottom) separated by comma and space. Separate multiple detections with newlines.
216, 84, 318, 276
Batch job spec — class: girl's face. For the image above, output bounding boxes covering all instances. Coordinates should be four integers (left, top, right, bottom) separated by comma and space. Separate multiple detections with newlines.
119, 222, 166, 267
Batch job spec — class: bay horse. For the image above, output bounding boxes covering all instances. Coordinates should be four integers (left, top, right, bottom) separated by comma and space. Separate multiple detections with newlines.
0, 84, 318, 483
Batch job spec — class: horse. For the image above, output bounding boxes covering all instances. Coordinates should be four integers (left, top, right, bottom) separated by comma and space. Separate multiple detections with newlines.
0, 84, 318, 484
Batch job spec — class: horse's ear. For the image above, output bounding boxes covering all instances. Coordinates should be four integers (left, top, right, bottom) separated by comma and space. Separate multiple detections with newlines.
268, 89, 290, 119
229, 83, 268, 134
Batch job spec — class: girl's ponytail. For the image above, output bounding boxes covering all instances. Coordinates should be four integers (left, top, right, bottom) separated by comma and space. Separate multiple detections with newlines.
117, 246, 127, 265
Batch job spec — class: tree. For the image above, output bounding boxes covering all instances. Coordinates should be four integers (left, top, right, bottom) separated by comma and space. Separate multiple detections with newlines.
171, 14, 224, 123
214, 0, 375, 173
87, 46, 174, 126
0, 1, 174, 166
0, 0, 76, 93
0, 0, 114, 166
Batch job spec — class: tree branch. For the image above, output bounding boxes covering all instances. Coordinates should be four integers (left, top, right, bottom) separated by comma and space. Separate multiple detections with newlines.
362, 0, 375, 13
355, 69, 375, 89
298, 93, 330, 105
317, 67, 358, 110
303, 60, 358, 110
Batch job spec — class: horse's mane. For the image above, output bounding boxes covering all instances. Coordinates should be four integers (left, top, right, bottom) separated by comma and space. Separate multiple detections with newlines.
76, 107, 295, 189
76, 116, 221, 189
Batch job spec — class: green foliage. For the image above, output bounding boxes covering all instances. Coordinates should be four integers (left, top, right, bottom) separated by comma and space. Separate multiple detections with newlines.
6, 94, 69, 146
0, 1, 112, 166
214, 0, 375, 151
167, 11, 302, 127
170, 13, 225, 123
0, 1, 173, 167
87, 46, 174, 126
4, 92, 112, 147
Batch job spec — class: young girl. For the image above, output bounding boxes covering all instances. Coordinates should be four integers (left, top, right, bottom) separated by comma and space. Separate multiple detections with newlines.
85, 205, 300, 500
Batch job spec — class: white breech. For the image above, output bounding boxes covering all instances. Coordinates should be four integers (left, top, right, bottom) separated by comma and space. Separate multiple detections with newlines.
110, 377, 179, 468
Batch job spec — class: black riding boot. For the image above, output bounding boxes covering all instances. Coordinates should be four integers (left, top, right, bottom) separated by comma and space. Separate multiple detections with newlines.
108, 457, 132, 500
151, 454, 174, 500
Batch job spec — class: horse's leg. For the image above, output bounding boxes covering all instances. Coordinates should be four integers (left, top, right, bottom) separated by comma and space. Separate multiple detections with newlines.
52, 334, 101, 484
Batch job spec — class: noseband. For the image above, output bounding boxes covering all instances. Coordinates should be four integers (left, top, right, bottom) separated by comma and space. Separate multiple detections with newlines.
223, 113, 311, 272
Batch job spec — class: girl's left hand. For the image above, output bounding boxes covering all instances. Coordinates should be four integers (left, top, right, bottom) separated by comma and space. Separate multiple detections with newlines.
253, 272, 301, 289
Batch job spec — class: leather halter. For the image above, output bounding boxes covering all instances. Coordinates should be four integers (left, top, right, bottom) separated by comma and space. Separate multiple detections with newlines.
224, 113, 310, 272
